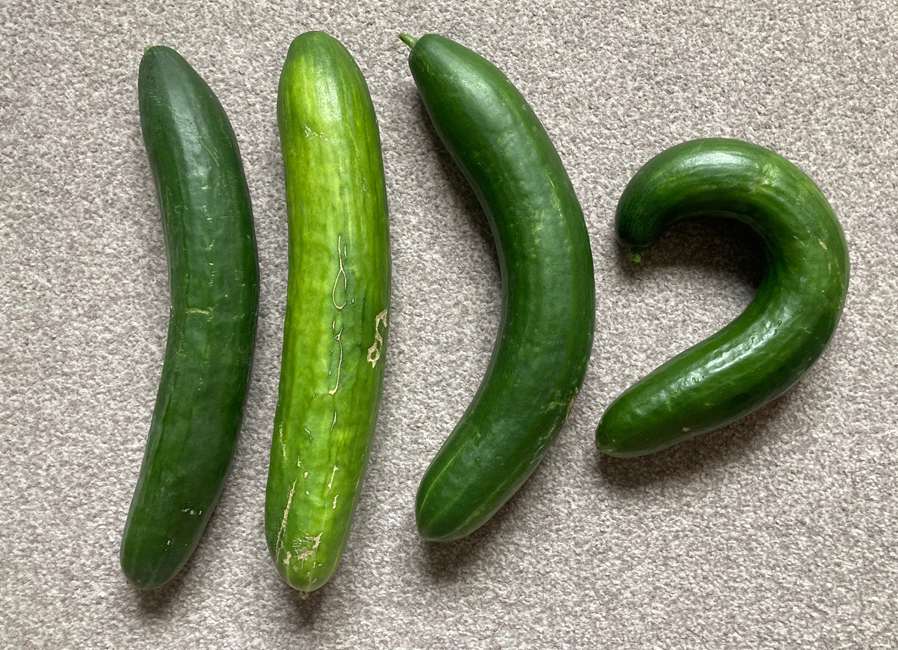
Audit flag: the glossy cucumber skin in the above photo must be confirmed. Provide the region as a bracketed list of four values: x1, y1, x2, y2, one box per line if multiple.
[121, 47, 259, 589]
[265, 32, 391, 592]
[596, 138, 849, 457]
[405, 35, 595, 541]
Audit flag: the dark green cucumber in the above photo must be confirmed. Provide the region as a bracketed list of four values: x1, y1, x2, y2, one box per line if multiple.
[402, 34, 595, 542]
[596, 138, 849, 457]
[121, 46, 259, 589]
[265, 32, 391, 592]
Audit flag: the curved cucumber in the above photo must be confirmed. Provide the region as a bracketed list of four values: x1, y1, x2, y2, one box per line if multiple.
[265, 32, 391, 592]
[402, 34, 595, 541]
[121, 46, 259, 589]
[596, 138, 849, 457]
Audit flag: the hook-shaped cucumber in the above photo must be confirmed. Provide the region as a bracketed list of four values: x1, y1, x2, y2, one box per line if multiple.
[597, 138, 849, 457]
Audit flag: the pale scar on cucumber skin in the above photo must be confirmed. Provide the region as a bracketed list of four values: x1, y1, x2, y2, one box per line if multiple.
[329, 238, 348, 435]
[367, 309, 388, 367]
[566, 387, 579, 420]
[327, 466, 339, 490]
[332, 236, 348, 310]
[292, 532, 323, 563]
[303, 124, 328, 141]
[275, 479, 298, 562]
[278, 422, 287, 461]
[328, 326, 345, 395]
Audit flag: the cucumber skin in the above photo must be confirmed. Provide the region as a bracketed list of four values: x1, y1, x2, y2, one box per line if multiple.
[265, 32, 391, 592]
[596, 138, 849, 457]
[121, 47, 259, 589]
[406, 35, 595, 542]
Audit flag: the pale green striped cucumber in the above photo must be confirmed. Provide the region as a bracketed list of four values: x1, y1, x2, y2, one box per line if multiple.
[265, 32, 391, 593]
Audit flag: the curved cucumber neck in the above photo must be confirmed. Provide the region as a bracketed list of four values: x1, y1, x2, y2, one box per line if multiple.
[617, 140, 847, 293]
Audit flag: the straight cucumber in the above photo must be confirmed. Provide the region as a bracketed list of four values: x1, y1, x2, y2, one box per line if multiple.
[401, 34, 595, 542]
[596, 138, 850, 457]
[121, 46, 259, 589]
[265, 32, 391, 592]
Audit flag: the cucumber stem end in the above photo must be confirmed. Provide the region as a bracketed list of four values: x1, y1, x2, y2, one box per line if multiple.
[398, 33, 418, 48]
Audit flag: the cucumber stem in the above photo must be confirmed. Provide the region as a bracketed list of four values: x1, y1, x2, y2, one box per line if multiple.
[630, 251, 642, 263]
[398, 33, 418, 48]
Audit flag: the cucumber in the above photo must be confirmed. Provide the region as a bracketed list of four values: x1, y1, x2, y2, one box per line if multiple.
[596, 138, 849, 457]
[401, 34, 595, 542]
[265, 32, 391, 592]
[121, 46, 259, 589]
